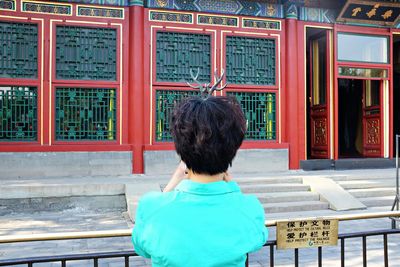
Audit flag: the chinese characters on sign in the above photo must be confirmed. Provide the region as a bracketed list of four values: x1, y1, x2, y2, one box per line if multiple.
[277, 218, 339, 249]
[337, 0, 400, 27]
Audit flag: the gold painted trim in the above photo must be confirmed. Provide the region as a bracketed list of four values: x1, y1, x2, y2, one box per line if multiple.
[384, 80, 389, 158]
[220, 30, 232, 96]
[49, 19, 62, 145]
[76, 5, 124, 20]
[205, 29, 218, 86]
[329, 30, 334, 160]
[21, 0, 73, 16]
[111, 23, 123, 144]
[305, 25, 334, 30]
[271, 33, 281, 143]
[304, 26, 307, 159]
[22, 0, 71, 7]
[165, 26, 202, 31]
[311, 40, 320, 105]
[197, 14, 239, 28]
[149, 9, 194, 25]
[65, 20, 107, 25]
[0, 0, 16, 11]
[233, 31, 271, 36]
[242, 17, 281, 31]
[32, 18, 44, 145]
[0, 15, 27, 19]
[150, 25, 163, 145]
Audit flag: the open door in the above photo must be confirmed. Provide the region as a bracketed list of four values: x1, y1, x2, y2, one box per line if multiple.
[309, 32, 330, 158]
[362, 80, 382, 157]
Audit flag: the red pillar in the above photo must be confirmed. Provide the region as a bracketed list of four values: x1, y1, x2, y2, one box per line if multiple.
[129, 5, 144, 173]
[285, 18, 300, 169]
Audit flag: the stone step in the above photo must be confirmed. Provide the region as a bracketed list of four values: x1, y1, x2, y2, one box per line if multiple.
[337, 180, 395, 190]
[235, 177, 303, 185]
[348, 188, 397, 198]
[0, 152, 132, 178]
[359, 196, 397, 207]
[0, 195, 127, 215]
[253, 191, 320, 204]
[266, 205, 393, 221]
[263, 201, 329, 213]
[328, 175, 396, 181]
[240, 184, 310, 194]
[0, 184, 125, 199]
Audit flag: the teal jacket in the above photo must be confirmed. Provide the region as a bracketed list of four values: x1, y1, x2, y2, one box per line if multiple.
[132, 180, 268, 267]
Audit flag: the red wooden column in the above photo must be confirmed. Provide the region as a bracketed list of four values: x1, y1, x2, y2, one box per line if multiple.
[129, 4, 145, 173]
[285, 9, 301, 169]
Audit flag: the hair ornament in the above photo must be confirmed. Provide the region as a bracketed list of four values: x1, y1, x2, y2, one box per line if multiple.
[186, 68, 227, 98]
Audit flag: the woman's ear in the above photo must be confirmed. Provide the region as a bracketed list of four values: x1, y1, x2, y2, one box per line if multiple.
[223, 172, 232, 182]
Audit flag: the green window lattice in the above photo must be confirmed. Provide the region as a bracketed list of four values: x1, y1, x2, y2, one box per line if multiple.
[156, 32, 211, 83]
[56, 26, 117, 81]
[226, 36, 276, 85]
[0, 22, 37, 79]
[0, 86, 37, 141]
[227, 92, 276, 140]
[55, 88, 116, 141]
[155, 90, 200, 142]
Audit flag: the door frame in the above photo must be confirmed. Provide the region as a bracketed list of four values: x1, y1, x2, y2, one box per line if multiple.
[336, 78, 385, 158]
[309, 31, 330, 159]
[304, 25, 334, 160]
[333, 24, 392, 159]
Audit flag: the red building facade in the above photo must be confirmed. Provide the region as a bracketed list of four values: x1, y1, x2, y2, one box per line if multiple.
[1, 0, 399, 173]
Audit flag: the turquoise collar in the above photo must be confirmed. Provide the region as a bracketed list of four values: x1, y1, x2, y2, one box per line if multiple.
[176, 179, 240, 195]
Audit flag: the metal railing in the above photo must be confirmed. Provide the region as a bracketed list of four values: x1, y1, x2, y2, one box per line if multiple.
[0, 211, 399, 267]
[391, 134, 400, 229]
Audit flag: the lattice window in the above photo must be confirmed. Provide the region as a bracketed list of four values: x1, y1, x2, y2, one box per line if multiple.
[56, 26, 117, 81]
[0, 86, 37, 141]
[227, 92, 276, 140]
[155, 90, 200, 142]
[0, 22, 38, 79]
[226, 36, 276, 85]
[55, 88, 116, 141]
[156, 32, 211, 83]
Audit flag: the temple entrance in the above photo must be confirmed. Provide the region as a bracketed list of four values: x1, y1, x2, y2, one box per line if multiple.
[306, 28, 332, 159]
[338, 79, 382, 158]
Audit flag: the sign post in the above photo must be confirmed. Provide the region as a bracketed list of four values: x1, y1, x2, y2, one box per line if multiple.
[277, 218, 339, 250]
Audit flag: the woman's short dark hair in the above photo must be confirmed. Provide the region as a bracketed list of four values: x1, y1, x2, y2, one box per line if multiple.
[171, 96, 246, 175]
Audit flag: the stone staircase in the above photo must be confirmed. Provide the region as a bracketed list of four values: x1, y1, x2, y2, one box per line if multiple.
[235, 177, 329, 214]
[1, 169, 397, 219]
[328, 171, 397, 208]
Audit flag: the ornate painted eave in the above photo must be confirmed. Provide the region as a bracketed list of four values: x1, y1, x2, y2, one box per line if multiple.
[146, 0, 340, 22]
[55, 0, 142, 6]
[2, 0, 399, 27]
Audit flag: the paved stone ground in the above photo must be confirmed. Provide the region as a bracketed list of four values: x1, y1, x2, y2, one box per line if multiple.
[1, 168, 400, 266]
[0, 207, 399, 267]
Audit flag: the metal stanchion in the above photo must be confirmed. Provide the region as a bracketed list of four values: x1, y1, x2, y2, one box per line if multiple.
[391, 134, 400, 229]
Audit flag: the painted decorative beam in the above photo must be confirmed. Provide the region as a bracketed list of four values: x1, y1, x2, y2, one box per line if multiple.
[146, 0, 285, 18]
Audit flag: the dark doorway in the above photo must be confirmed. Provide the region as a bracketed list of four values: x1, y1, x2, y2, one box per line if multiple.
[338, 79, 363, 158]
[393, 36, 400, 153]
